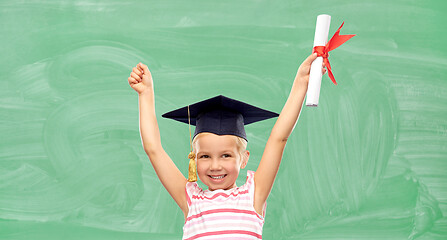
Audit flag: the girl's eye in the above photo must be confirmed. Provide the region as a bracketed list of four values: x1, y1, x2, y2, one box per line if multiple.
[222, 154, 231, 158]
[199, 155, 210, 158]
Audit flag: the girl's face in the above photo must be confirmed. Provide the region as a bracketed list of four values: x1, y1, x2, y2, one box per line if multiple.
[194, 133, 248, 191]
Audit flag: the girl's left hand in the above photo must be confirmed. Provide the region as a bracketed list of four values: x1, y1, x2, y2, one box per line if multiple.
[295, 53, 327, 87]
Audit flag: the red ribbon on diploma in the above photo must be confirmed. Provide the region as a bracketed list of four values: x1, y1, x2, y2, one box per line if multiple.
[313, 22, 356, 85]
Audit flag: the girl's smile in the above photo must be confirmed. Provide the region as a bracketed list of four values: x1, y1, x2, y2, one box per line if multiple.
[208, 174, 227, 182]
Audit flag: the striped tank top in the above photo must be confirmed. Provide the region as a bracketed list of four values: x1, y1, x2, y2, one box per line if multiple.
[183, 170, 266, 240]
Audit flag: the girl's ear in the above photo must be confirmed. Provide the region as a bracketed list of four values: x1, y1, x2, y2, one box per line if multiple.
[240, 150, 250, 169]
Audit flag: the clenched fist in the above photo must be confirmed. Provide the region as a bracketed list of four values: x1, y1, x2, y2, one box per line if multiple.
[128, 62, 153, 95]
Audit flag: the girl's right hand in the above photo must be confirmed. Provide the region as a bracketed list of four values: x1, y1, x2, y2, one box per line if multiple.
[128, 62, 153, 95]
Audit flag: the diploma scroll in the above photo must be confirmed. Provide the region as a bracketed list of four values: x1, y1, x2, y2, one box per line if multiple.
[306, 14, 331, 107]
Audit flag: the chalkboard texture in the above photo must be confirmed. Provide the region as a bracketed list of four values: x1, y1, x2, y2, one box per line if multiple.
[1, 0, 446, 239]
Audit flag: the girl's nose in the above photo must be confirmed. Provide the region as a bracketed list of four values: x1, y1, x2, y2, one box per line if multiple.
[209, 158, 222, 170]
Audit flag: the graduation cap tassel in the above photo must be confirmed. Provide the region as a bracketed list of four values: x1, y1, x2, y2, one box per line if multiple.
[187, 105, 197, 182]
[187, 152, 197, 182]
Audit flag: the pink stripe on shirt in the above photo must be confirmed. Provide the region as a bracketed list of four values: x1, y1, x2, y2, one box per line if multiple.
[186, 208, 263, 222]
[192, 189, 249, 200]
[184, 230, 262, 240]
[185, 213, 263, 230]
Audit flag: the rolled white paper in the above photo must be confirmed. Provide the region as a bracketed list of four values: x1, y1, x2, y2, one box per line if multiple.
[306, 14, 331, 107]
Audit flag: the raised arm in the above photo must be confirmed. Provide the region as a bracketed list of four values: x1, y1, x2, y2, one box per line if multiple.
[128, 63, 188, 217]
[254, 53, 325, 209]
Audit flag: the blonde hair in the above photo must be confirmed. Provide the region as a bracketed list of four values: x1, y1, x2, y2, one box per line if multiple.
[193, 132, 248, 158]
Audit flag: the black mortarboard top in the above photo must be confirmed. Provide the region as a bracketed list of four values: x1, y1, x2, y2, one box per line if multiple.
[161, 95, 279, 141]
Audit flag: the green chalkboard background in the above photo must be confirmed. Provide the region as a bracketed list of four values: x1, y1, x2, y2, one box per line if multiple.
[1, 0, 446, 239]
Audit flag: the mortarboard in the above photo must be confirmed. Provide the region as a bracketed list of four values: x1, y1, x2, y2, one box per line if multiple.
[162, 95, 279, 182]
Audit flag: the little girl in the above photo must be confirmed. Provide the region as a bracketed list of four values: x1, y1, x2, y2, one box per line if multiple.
[128, 53, 326, 239]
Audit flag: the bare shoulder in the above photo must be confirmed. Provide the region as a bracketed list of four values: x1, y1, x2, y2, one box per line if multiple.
[179, 181, 189, 220]
[253, 172, 267, 217]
